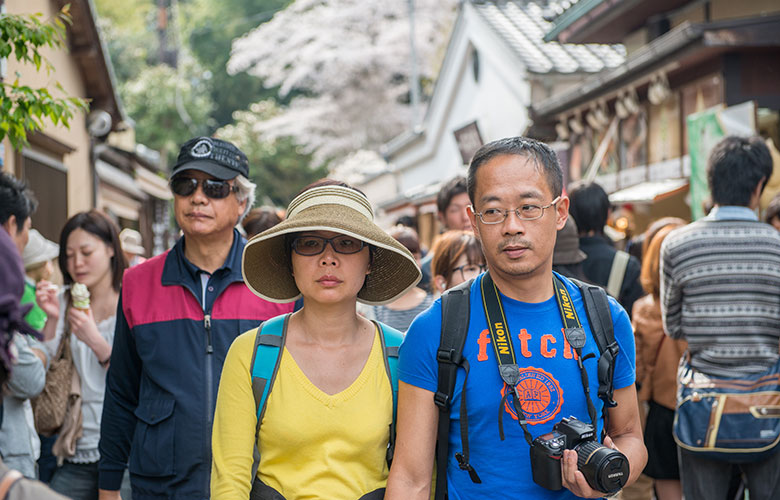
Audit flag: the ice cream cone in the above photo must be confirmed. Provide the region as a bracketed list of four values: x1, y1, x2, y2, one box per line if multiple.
[71, 283, 91, 312]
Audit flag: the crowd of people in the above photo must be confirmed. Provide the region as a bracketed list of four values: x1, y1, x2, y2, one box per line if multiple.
[0, 132, 778, 500]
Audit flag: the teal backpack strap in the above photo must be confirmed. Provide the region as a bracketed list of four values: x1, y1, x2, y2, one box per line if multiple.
[249, 314, 290, 481]
[374, 320, 403, 465]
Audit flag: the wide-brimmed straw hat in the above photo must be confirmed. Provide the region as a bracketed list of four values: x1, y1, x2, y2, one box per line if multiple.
[243, 185, 422, 305]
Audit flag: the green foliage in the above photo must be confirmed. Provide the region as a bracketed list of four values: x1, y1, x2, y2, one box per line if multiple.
[0, 6, 89, 150]
[98, 7, 158, 82]
[217, 101, 327, 206]
[183, 0, 290, 128]
[122, 62, 215, 164]
[93, 0, 315, 194]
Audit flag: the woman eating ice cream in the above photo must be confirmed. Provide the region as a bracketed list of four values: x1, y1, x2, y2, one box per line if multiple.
[35, 210, 128, 500]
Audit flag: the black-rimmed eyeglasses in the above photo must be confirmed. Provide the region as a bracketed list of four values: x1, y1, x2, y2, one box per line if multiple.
[170, 177, 238, 199]
[452, 263, 486, 281]
[291, 235, 366, 256]
[472, 196, 561, 224]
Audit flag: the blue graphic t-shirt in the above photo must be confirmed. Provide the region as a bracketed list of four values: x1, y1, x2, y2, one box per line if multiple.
[399, 272, 635, 499]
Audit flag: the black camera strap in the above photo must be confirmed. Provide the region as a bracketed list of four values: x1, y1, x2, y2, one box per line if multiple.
[552, 276, 599, 428]
[480, 273, 599, 444]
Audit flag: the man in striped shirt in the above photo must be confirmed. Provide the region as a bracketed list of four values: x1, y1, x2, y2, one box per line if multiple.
[660, 135, 780, 499]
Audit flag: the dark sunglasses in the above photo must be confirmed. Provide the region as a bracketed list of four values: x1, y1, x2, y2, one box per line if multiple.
[170, 176, 238, 199]
[291, 235, 366, 256]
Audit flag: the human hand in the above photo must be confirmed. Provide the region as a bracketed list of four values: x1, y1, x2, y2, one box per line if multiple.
[67, 307, 99, 345]
[561, 435, 620, 498]
[35, 281, 60, 319]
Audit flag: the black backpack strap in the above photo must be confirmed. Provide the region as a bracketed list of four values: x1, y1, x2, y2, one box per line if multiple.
[434, 279, 474, 500]
[574, 280, 618, 439]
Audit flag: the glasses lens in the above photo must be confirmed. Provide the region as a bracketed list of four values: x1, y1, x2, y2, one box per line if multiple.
[171, 177, 198, 197]
[519, 205, 543, 219]
[202, 179, 232, 199]
[480, 209, 505, 224]
[294, 236, 325, 256]
[332, 236, 363, 254]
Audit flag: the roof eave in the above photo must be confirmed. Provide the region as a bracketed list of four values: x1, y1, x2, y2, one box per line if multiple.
[535, 20, 703, 117]
[55, 0, 127, 129]
[544, 0, 608, 42]
[535, 14, 780, 118]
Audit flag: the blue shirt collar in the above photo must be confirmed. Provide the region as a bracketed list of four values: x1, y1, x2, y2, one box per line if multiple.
[703, 205, 758, 222]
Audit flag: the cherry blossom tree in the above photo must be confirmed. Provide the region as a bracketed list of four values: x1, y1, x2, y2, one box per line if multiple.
[228, 0, 457, 165]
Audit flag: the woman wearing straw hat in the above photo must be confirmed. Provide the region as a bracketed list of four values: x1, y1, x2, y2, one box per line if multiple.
[211, 180, 421, 500]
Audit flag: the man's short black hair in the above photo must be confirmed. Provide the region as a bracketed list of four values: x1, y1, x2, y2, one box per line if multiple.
[568, 182, 610, 235]
[467, 137, 562, 205]
[708, 136, 772, 207]
[436, 176, 468, 214]
[0, 171, 37, 233]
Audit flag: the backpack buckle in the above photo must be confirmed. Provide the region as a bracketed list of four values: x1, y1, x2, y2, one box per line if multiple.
[433, 391, 449, 408]
[437, 348, 461, 364]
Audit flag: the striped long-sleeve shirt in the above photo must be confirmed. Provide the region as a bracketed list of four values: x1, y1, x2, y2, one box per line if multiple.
[660, 212, 780, 377]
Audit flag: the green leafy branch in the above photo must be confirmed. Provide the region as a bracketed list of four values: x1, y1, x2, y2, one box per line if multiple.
[0, 5, 90, 150]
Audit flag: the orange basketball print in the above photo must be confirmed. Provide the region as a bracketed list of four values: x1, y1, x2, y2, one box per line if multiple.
[502, 367, 563, 425]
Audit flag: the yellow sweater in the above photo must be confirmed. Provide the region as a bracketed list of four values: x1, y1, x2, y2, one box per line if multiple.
[211, 325, 391, 499]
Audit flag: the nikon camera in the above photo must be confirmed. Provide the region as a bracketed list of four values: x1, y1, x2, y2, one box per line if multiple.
[529, 417, 629, 494]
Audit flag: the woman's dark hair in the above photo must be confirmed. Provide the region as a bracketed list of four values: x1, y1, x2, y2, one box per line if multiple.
[242, 206, 282, 238]
[708, 136, 772, 207]
[58, 210, 127, 293]
[389, 225, 420, 255]
[431, 230, 484, 288]
[568, 182, 610, 235]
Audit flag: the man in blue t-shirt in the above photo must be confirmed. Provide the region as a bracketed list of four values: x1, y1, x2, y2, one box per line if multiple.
[386, 137, 646, 499]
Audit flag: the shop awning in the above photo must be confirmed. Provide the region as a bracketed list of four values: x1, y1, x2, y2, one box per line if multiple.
[609, 178, 688, 204]
[135, 166, 172, 200]
[96, 159, 147, 199]
[101, 197, 141, 221]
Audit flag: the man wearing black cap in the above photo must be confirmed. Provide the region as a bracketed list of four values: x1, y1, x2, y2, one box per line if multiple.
[98, 138, 293, 500]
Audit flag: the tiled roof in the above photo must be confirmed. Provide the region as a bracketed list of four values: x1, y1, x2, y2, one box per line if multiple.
[471, 0, 625, 74]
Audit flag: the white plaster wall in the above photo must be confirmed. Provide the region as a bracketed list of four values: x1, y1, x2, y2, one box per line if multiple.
[388, 4, 531, 198]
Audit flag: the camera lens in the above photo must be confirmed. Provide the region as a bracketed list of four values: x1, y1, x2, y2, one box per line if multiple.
[575, 440, 629, 494]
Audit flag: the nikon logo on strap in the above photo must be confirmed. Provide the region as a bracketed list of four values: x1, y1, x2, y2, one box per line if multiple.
[493, 322, 510, 354]
[558, 285, 576, 321]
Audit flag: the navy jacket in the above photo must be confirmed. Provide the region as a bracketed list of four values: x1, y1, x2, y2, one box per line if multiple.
[98, 231, 292, 499]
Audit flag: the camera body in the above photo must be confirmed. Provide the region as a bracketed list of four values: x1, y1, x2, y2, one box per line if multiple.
[530, 417, 629, 494]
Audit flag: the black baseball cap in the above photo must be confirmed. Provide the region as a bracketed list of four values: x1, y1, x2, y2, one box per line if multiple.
[170, 137, 249, 180]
